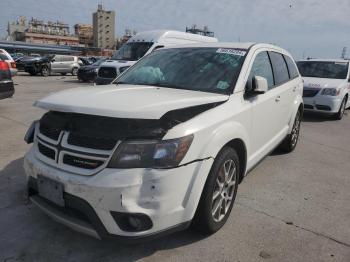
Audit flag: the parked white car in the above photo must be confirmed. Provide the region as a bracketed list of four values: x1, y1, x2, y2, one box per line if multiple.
[0, 49, 17, 77]
[24, 43, 303, 242]
[95, 30, 218, 85]
[297, 59, 350, 119]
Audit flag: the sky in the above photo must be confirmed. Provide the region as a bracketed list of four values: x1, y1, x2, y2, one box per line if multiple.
[1, 0, 350, 59]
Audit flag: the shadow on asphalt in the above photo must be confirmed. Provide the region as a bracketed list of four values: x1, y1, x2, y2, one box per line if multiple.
[301, 111, 348, 122]
[63, 79, 93, 85]
[0, 157, 208, 262]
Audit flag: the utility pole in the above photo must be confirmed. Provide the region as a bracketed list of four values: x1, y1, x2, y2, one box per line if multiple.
[341, 47, 347, 59]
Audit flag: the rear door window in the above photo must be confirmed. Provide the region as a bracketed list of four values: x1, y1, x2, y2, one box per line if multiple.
[284, 55, 299, 79]
[269, 52, 290, 85]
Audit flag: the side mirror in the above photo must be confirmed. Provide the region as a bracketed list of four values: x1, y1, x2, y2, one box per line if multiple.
[51, 59, 55, 62]
[252, 76, 268, 94]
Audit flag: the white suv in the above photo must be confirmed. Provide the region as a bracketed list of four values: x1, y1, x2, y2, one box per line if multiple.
[297, 59, 350, 119]
[24, 43, 303, 241]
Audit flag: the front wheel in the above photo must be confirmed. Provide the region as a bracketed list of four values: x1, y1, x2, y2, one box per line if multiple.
[71, 68, 78, 76]
[333, 97, 347, 120]
[279, 109, 301, 152]
[41, 66, 49, 77]
[192, 147, 239, 234]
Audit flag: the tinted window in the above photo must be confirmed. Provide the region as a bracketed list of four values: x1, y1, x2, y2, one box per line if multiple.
[269, 52, 290, 85]
[61, 56, 74, 62]
[297, 61, 349, 79]
[116, 47, 247, 94]
[112, 42, 154, 61]
[54, 56, 62, 62]
[247, 51, 274, 90]
[284, 55, 299, 79]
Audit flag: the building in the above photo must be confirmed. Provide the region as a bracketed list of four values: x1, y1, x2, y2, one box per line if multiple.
[93, 4, 116, 49]
[7, 17, 79, 46]
[186, 25, 214, 37]
[7, 16, 27, 41]
[74, 24, 93, 47]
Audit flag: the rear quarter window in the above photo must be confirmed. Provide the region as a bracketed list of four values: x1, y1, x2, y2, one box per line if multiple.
[284, 55, 299, 79]
[269, 52, 290, 85]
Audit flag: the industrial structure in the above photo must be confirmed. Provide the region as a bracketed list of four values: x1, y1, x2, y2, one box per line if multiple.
[186, 25, 214, 37]
[93, 4, 116, 49]
[7, 17, 79, 46]
[116, 29, 137, 49]
[74, 24, 94, 47]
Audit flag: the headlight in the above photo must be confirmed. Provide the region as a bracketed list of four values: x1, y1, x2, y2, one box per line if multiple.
[94, 68, 99, 73]
[321, 88, 339, 96]
[24, 120, 38, 144]
[108, 134, 194, 168]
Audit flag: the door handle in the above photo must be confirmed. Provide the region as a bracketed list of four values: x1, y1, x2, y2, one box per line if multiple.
[275, 96, 281, 102]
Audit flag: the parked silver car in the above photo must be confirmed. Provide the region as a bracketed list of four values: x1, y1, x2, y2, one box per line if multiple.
[51, 55, 81, 76]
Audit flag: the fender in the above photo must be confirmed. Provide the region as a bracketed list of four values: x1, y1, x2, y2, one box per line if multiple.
[198, 120, 249, 161]
[181, 120, 250, 220]
[287, 92, 303, 134]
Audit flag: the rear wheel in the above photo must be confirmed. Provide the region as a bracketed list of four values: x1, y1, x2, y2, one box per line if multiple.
[279, 109, 301, 153]
[192, 147, 239, 234]
[333, 96, 347, 120]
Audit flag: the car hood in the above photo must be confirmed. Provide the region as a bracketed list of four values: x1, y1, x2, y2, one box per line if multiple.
[35, 84, 229, 119]
[302, 77, 346, 89]
[79, 65, 97, 71]
[100, 60, 136, 68]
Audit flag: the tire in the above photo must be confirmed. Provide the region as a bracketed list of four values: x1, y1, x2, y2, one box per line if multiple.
[41, 66, 49, 77]
[28, 70, 37, 76]
[71, 68, 78, 76]
[279, 109, 302, 153]
[192, 147, 240, 234]
[60, 73, 67, 76]
[333, 96, 347, 120]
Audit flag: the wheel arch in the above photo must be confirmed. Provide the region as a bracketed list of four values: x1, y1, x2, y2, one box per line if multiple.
[288, 99, 304, 134]
[224, 139, 247, 184]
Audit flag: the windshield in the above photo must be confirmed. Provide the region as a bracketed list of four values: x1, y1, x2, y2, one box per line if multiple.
[116, 47, 247, 94]
[297, 61, 349, 79]
[111, 42, 154, 61]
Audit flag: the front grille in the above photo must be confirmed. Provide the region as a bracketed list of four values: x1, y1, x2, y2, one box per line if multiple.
[63, 155, 104, 169]
[40, 124, 61, 140]
[38, 143, 55, 160]
[68, 133, 117, 151]
[303, 89, 320, 97]
[98, 67, 117, 78]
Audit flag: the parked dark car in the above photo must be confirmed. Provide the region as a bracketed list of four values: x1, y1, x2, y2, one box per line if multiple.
[0, 58, 15, 100]
[19, 55, 53, 76]
[77, 58, 107, 82]
[15, 56, 39, 71]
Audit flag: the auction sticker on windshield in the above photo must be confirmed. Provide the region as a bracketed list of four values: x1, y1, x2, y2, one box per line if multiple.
[216, 48, 247, 56]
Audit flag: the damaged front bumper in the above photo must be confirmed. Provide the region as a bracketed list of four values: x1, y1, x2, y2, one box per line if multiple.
[24, 148, 213, 241]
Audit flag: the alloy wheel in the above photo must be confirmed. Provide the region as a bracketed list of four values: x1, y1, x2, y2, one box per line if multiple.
[291, 111, 301, 147]
[211, 159, 237, 222]
[340, 99, 346, 117]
